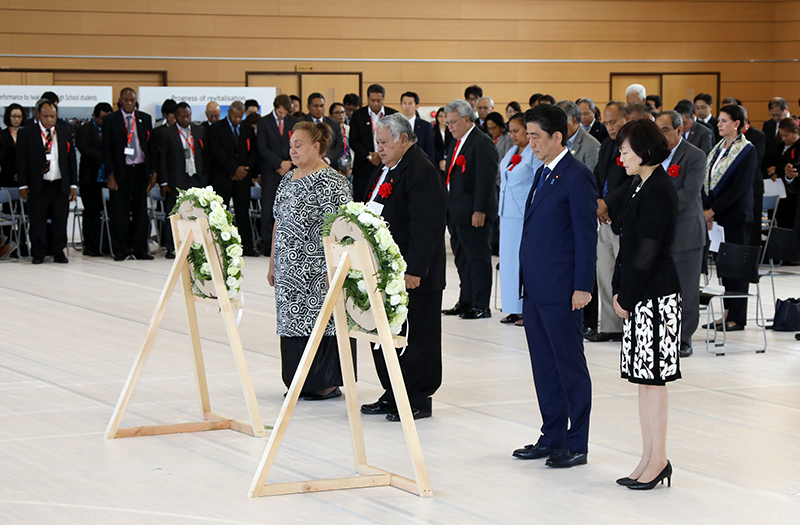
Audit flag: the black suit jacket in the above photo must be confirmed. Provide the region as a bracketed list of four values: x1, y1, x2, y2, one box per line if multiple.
[0, 128, 18, 186]
[612, 166, 681, 311]
[257, 112, 297, 175]
[349, 106, 399, 181]
[594, 137, 633, 222]
[302, 114, 344, 166]
[762, 119, 784, 171]
[433, 126, 453, 166]
[16, 121, 77, 196]
[588, 120, 609, 144]
[102, 110, 153, 183]
[684, 121, 714, 154]
[362, 145, 448, 291]
[412, 116, 436, 161]
[705, 144, 757, 226]
[208, 117, 256, 186]
[157, 124, 209, 189]
[744, 126, 767, 202]
[445, 126, 499, 225]
[75, 121, 104, 185]
[697, 115, 721, 144]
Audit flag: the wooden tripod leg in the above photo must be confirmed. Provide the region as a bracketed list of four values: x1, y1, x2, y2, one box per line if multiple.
[171, 216, 211, 415]
[324, 238, 368, 469]
[248, 252, 351, 497]
[357, 241, 432, 497]
[199, 219, 265, 438]
[105, 230, 195, 439]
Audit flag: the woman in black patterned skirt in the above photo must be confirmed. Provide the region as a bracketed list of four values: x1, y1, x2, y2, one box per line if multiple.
[267, 121, 353, 400]
[612, 119, 681, 490]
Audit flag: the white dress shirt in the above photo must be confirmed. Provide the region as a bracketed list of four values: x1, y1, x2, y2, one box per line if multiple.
[368, 106, 385, 151]
[41, 123, 61, 182]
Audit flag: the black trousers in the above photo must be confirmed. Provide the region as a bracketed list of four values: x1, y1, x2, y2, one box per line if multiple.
[449, 221, 493, 309]
[28, 181, 69, 259]
[215, 178, 253, 252]
[371, 289, 443, 412]
[108, 163, 149, 257]
[722, 222, 752, 326]
[80, 181, 104, 254]
[280, 335, 357, 394]
[260, 171, 282, 252]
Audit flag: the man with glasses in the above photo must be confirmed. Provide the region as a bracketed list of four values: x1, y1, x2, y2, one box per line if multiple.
[693, 93, 720, 144]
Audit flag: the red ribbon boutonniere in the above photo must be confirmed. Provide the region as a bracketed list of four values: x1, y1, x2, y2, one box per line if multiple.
[288, 130, 292, 139]
[509, 154, 522, 171]
[66, 141, 71, 153]
[199, 139, 204, 148]
[616, 156, 624, 167]
[378, 180, 393, 199]
[668, 164, 680, 178]
[455, 155, 466, 173]
[793, 149, 796, 160]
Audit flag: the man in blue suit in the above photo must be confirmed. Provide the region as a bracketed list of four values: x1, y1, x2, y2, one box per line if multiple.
[512, 104, 597, 468]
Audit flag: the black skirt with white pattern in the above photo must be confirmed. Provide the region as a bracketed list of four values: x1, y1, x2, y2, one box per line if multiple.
[621, 293, 682, 385]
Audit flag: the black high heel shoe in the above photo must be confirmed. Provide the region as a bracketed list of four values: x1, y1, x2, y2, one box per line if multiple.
[627, 461, 672, 490]
[615, 476, 638, 486]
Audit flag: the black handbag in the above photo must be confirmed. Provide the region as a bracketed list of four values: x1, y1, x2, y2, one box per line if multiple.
[771, 298, 800, 331]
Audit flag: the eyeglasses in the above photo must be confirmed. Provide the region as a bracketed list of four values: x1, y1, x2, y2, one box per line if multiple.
[331, 110, 345, 115]
[445, 117, 466, 127]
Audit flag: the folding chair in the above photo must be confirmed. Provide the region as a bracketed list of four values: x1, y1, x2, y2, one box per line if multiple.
[705, 243, 767, 355]
[250, 184, 262, 247]
[148, 185, 166, 250]
[2, 187, 30, 259]
[0, 188, 20, 261]
[70, 186, 84, 250]
[760, 194, 780, 264]
[99, 188, 115, 258]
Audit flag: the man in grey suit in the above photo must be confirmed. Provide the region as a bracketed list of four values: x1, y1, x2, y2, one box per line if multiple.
[656, 111, 708, 358]
[675, 99, 714, 154]
[556, 100, 600, 172]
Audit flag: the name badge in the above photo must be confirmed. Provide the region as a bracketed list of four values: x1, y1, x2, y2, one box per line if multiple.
[124, 147, 135, 156]
[367, 201, 384, 215]
[45, 153, 54, 161]
[184, 148, 192, 159]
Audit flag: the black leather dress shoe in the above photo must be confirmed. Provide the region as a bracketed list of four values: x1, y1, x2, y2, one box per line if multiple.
[583, 327, 598, 339]
[512, 442, 555, 460]
[442, 301, 471, 316]
[165, 251, 176, 259]
[680, 344, 693, 358]
[134, 252, 154, 260]
[54, 253, 69, 264]
[243, 249, 260, 257]
[360, 400, 395, 415]
[385, 407, 432, 421]
[302, 387, 342, 401]
[32, 257, 44, 265]
[585, 332, 622, 343]
[545, 450, 588, 468]
[460, 307, 491, 320]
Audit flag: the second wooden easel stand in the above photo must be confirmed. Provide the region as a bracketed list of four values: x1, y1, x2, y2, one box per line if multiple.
[248, 232, 432, 498]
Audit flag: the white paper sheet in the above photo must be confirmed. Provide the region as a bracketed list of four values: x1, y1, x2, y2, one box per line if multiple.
[763, 178, 787, 199]
[709, 221, 725, 253]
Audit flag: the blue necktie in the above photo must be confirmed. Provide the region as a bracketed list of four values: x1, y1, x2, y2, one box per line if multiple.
[530, 166, 551, 203]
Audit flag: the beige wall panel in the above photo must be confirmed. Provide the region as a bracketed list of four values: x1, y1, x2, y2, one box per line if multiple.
[247, 74, 300, 96]
[300, 74, 360, 107]
[661, 74, 719, 109]
[611, 75, 661, 100]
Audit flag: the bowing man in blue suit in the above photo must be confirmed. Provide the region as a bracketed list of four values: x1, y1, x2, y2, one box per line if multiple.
[512, 104, 598, 468]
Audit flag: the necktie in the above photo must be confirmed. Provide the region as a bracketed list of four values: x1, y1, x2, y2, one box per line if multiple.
[279, 119, 284, 135]
[126, 115, 137, 161]
[583, 125, 590, 132]
[446, 139, 462, 186]
[44, 129, 52, 174]
[234, 125, 240, 138]
[530, 166, 551, 202]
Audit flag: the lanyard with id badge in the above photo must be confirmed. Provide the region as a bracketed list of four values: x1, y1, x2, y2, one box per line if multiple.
[178, 127, 196, 175]
[124, 117, 136, 157]
[41, 127, 54, 162]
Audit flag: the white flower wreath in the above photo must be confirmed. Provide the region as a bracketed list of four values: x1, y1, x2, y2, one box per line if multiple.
[322, 202, 409, 334]
[171, 186, 244, 299]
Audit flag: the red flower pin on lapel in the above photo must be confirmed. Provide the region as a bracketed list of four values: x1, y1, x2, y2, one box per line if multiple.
[509, 154, 522, 171]
[455, 155, 466, 173]
[378, 181, 393, 199]
[668, 164, 680, 178]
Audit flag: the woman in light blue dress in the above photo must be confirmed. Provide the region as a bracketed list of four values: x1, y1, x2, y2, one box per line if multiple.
[498, 112, 542, 325]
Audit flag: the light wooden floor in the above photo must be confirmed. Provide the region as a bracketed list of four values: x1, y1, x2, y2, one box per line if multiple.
[1, 248, 799, 524]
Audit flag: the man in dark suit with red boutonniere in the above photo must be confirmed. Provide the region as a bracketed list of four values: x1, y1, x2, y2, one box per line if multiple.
[440, 99, 499, 320]
[360, 113, 447, 421]
[655, 111, 707, 358]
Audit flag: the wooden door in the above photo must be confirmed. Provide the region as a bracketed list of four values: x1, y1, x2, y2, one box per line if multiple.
[300, 73, 361, 109]
[661, 74, 719, 111]
[246, 73, 300, 99]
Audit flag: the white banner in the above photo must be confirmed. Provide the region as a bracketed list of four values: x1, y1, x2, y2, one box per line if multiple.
[0, 85, 113, 125]
[137, 87, 277, 121]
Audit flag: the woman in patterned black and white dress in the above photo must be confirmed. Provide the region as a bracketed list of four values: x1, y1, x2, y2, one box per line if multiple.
[611, 119, 682, 490]
[267, 121, 352, 400]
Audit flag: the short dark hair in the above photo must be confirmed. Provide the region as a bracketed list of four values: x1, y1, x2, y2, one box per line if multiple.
[606, 100, 630, 117]
[464, 85, 483, 99]
[367, 84, 385, 97]
[244, 99, 259, 110]
[779, 117, 799, 134]
[693, 93, 713, 106]
[161, 99, 178, 117]
[485, 111, 505, 130]
[400, 91, 420, 105]
[616, 119, 670, 166]
[3, 103, 26, 127]
[769, 97, 788, 111]
[176, 101, 191, 112]
[538, 94, 556, 105]
[722, 97, 742, 106]
[273, 94, 292, 112]
[646, 94, 663, 108]
[343, 93, 361, 106]
[92, 102, 113, 117]
[307, 92, 324, 105]
[329, 102, 344, 116]
[244, 112, 260, 126]
[120, 87, 136, 97]
[290, 94, 301, 103]
[529, 93, 543, 106]
[35, 98, 56, 112]
[507, 101, 521, 112]
[524, 104, 568, 146]
[719, 104, 746, 132]
[508, 112, 526, 127]
[41, 91, 59, 104]
[674, 99, 696, 118]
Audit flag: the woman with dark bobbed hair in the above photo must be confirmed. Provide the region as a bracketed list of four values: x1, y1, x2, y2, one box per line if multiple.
[485, 111, 513, 160]
[0, 103, 26, 187]
[702, 104, 757, 331]
[612, 118, 681, 490]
